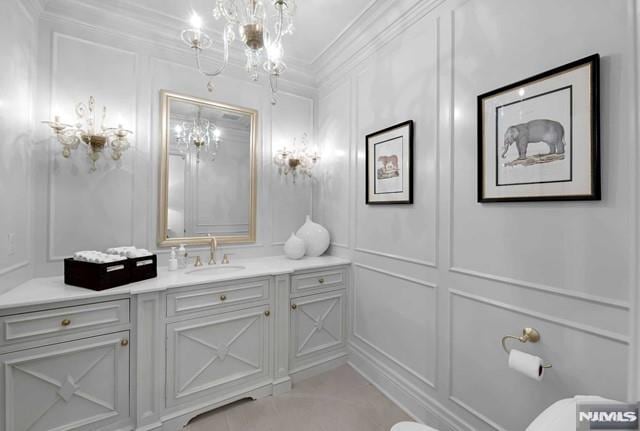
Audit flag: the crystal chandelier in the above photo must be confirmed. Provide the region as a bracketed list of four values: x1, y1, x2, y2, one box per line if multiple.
[181, 0, 296, 105]
[273, 133, 320, 183]
[42, 96, 133, 172]
[173, 107, 222, 163]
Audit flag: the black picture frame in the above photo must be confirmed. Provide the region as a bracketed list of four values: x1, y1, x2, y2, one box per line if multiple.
[365, 120, 414, 205]
[477, 54, 600, 202]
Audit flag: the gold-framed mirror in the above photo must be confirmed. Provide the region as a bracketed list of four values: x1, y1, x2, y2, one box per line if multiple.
[158, 90, 257, 246]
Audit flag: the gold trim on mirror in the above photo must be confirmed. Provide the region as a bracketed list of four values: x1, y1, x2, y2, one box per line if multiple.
[158, 90, 257, 247]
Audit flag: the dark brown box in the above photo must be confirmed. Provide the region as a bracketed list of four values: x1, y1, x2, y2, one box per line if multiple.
[64, 258, 131, 291]
[128, 254, 158, 283]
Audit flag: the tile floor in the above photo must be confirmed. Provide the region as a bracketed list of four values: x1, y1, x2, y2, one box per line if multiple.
[184, 365, 412, 431]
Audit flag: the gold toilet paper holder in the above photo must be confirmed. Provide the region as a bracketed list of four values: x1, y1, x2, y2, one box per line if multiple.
[501, 327, 552, 368]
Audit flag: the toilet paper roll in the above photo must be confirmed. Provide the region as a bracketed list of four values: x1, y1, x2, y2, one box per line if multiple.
[508, 349, 544, 381]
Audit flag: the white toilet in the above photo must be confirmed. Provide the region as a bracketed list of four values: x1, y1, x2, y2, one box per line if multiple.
[391, 396, 614, 431]
[391, 422, 438, 431]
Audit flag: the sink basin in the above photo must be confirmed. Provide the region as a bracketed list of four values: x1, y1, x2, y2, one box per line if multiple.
[185, 265, 246, 275]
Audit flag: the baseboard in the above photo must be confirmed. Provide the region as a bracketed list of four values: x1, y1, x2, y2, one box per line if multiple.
[348, 342, 473, 431]
[289, 352, 348, 384]
[134, 422, 162, 431]
[272, 376, 292, 395]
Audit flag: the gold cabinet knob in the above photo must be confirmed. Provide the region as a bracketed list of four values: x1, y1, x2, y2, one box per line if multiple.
[291, 304, 297, 310]
[61, 319, 71, 327]
[318, 278, 325, 284]
[121, 339, 129, 347]
[264, 310, 271, 317]
[220, 294, 227, 301]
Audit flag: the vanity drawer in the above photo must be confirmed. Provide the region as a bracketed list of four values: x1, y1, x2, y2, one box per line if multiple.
[291, 268, 346, 297]
[0, 299, 130, 346]
[166, 278, 270, 317]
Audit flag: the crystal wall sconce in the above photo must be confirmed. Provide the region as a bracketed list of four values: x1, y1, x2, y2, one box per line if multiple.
[173, 107, 222, 163]
[43, 96, 133, 171]
[273, 133, 320, 183]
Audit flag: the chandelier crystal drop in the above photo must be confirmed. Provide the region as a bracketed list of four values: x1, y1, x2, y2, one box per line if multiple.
[42, 96, 133, 172]
[181, 0, 296, 105]
[173, 107, 223, 163]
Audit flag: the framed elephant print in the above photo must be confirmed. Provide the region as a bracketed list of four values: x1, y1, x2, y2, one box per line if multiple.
[366, 120, 413, 204]
[477, 54, 600, 202]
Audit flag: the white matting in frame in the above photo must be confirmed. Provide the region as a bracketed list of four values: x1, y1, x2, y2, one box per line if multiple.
[366, 120, 413, 204]
[478, 54, 600, 202]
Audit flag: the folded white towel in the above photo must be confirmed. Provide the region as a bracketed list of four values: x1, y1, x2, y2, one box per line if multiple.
[106, 246, 149, 258]
[75, 247, 152, 263]
[126, 249, 152, 258]
[106, 246, 136, 257]
[74, 250, 127, 263]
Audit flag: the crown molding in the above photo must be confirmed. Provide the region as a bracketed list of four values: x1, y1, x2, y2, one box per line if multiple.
[309, 0, 380, 65]
[18, 0, 46, 22]
[313, 0, 448, 89]
[48, 0, 312, 70]
[41, 0, 316, 94]
[39, 0, 449, 94]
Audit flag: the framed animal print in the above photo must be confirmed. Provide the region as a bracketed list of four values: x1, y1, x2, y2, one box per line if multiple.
[477, 54, 600, 202]
[366, 120, 413, 204]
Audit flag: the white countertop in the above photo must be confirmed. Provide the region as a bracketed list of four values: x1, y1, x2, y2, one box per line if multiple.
[0, 255, 350, 311]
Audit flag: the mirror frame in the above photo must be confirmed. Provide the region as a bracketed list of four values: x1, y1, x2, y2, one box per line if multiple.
[158, 90, 258, 247]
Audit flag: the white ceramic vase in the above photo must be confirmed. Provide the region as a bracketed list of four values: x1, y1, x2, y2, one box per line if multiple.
[284, 232, 306, 260]
[296, 215, 330, 257]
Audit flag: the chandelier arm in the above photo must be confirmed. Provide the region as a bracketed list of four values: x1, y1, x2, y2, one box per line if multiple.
[219, 2, 238, 24]
[269, 73, 279, 105]
[270, 6, 285, 47]
[194, 35, 229, 77]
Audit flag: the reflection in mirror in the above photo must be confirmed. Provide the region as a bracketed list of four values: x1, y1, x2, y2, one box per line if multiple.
[159, 91, 256, 246]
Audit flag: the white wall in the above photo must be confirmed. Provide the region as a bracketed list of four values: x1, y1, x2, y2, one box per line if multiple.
[0, 0, 38, 293]
[314, 0, 638, 429]
[30, 0, 314, 276]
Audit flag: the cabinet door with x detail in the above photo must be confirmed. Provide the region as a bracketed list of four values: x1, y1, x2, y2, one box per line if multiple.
[0, 331, 130, 431]
[166, 304, 272, 407]
[290, 290, 346, 369]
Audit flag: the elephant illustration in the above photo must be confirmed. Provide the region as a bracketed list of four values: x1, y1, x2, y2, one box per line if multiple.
[501, 119, 566, 160]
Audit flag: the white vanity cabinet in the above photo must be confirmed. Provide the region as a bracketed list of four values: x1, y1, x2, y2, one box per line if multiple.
[0, 258, 350, 431]
[165, 277, 270, 317]
[289, 267, 348, 376]
[0, 299, 132, 431]
[162, 276, 274, 410]
[166, 304, 272, 408]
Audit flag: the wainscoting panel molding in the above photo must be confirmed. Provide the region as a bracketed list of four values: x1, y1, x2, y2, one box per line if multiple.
[314, 0, 640, 429]
[32, 14, 315, 275]
[0, 0, 37, 292]
[352, 264, 437, 392]
[47, 32, 137, 261]
[449, 290, 629, 430]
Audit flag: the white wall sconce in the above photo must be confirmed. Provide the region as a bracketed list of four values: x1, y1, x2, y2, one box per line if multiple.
[43, 96, 133, 171]
[273, 133, 320, 183]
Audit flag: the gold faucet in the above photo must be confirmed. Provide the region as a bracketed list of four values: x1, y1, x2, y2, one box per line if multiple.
[208, 234, 218, 265]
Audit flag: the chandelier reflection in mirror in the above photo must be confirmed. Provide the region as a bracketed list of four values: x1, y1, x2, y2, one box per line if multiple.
[173, 107, 223, 163]
[42, 96, 133, 172]
[273, 133, 320, 183]
[181, 0, 296, 105]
